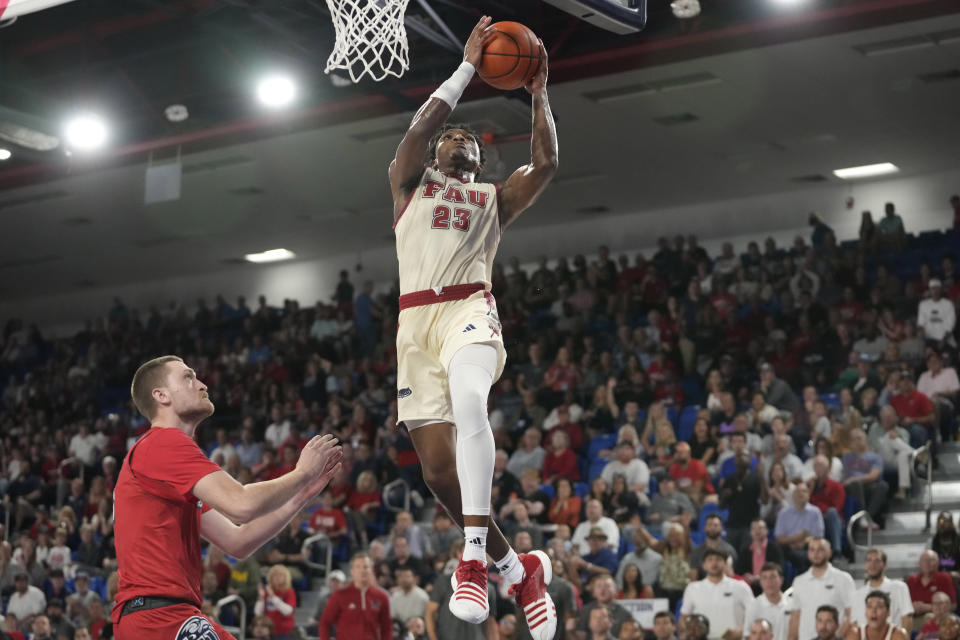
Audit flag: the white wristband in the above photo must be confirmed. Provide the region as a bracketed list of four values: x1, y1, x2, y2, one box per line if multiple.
[430, 61, 475, 110]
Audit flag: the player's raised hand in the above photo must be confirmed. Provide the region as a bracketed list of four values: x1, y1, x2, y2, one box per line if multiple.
[525, 40, 548, 94]
[463, 16, 495, 68]
[295, 434, 342, 478]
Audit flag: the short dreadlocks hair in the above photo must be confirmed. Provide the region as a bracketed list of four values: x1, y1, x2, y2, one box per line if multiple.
[427, 123, 486, 174]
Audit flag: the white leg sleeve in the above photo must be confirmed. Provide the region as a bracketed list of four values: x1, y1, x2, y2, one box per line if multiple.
[447, 343, 498, 517]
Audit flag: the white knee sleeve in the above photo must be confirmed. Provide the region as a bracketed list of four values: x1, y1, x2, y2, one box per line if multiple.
[447, 343, 498, 517]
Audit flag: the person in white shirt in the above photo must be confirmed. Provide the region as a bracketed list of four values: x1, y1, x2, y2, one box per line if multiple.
[264, 405, 291, 450]
[7, 572, 46, 621]
[572, 499, 620, 553]
[68, 423, 98, 468]
[917, 351, 960, 443]
[866, 408, 915, 500]
[849, 549, 914, 630]
[743, 563, 792, 640]
[917, 280, 956, 345]
[763, 435, 804, 482]
[788, 538, 856, 640]
[681, 548, 753, 640]
[601, 441, 650, 498]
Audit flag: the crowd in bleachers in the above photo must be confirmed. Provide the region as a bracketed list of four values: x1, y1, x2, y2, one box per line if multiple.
[1, 200, 959, 640]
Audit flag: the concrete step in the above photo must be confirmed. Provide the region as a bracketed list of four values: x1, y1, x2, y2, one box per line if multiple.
[848, 542, 926, 570]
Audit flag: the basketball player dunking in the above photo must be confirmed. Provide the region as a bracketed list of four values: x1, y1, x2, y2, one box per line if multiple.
[389, 16, 559, 639]
[112, 356, 343, 639]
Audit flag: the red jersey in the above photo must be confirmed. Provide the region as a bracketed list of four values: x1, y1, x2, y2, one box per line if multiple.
[111, 427, 222, 622]
[906, 571, 957, 605]
[891, 391, 935, 421]
[669, 458, 715, 494]
[263, 587, 298, 635]
[810, 478, 846, 514]
[309, 508, 348, 537]
[318, 583, 393, 640]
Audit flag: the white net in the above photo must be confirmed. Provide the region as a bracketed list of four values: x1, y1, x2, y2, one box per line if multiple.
[325, 0, 411, 83]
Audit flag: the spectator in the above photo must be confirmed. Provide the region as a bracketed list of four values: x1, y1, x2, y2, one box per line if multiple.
[499, 469, 551, 525]
[576, 574, 633, 640]
[841, 429, 889, 529]
[931, 512, 960, 574]
[573, 500, 620, 553]
[918, 280, 956, 349]
[254, 564, 297, 639]
[788, 539, 856, 640]
[906, 550, 957, 632]
[690, 514, 739, 580]
[319, 553, 393, 640]
[806, 455, 847, 558]
[507, 428, 547, 478]
[917, 592, 953, 640]
[651, 611, 678, 640]
[346, 470, 382, 548]
[802, 439, 844, 482]
[717, 431, 759, 481]
[543, 430, 580, 483]
[669, 442, 716, 507]
[850, 549, 913, 630]
[426, 511, 459, 562]
[549, 477, 583, 529]
[720, 452, 762, 552]
[585, 605, 617, 640]
[680, 548, 753, 640]
[743, 563, 790, 640]
[308, 490, 349, 545]
[29, 615, 54, 640]
[876, 202, 906, 250]
[7, 571, 46, 622]
[264, 405, 291, 451]
[44, 598, 74, 640]
[813, 606, 842, 640]
[917, 351, 959, 442]
[636, 522, 692, 608]
[310, 570, 347, 626]
[646, 475, 695, 534]
[619, 619, 643, 640]
[735, 520, 785, 592]
[759, 363, 799, 415]
[502, 502, 544, 551]
[867, 407, 915, 500]
[748, 619, 775, 640]
[615, 528, 662, 592]
[388, 536, 427, 580]
[250, 615, 276, 639]
[843, 591, 909, 640]
[890, 370, 936, 447]
[390, 566, 429, 625]
[389, 511, 431, 560]
[774, 482, 823, 573]
[941, 614, 960, 640]
[571, 527, 619, 583]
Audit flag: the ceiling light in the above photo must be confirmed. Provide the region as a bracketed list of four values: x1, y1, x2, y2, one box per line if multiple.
[64, 114, 108, 151]
[833, 163, 899, 180]
[244, 248, 296, 263]
[0, 148, 11, 161]
[256, 74, 297, 108]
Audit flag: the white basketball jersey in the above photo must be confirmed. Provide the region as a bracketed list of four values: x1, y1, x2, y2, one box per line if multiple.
[394, 167, 501, 294]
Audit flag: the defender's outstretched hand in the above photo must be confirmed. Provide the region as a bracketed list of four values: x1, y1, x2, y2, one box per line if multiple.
[463, 16, 496, 68]
[295, 434, 342, 478]
[525, 40, 548, 94]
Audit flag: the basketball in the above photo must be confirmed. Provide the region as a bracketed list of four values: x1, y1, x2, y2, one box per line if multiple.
[478, 21, 542, 91]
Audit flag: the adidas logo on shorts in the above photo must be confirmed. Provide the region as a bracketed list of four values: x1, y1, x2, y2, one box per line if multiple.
[463, 324, 477, 332]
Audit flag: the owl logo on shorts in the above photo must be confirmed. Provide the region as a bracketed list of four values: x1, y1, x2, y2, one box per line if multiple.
[175, 616, 220, 640]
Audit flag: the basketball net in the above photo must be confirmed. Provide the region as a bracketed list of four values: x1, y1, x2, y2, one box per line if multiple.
[324, 0, 411, 83]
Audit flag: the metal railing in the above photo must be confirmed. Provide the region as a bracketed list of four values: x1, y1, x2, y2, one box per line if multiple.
[302, 532, 334, 577]
[909, 442, 933, 532]
[846, 510, 876, 553]
[382, 478, 410, 513]
[215, 594, 246, 639]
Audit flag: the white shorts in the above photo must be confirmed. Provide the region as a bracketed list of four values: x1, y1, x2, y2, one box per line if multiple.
[396, 290, 506, 427]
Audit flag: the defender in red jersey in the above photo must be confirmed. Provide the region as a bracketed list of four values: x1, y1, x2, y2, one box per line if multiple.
[113, 355, 342, 639]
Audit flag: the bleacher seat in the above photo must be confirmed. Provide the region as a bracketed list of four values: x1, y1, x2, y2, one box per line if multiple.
[677, 406, 699, 443]
[574, 481, 590, 498]
[820, 393, 841, 409]
[540, 483, 556, 499]
[666, 406, 679, 427]
[589, 458, 609, 482]
[587, 433, 618, 461]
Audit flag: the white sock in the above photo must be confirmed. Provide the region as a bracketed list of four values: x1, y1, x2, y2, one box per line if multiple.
[495, 549, 526, 586]
[447, 344, 498, 517]
[463, 526, 488, 563]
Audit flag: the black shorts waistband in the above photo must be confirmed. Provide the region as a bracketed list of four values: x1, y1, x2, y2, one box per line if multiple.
[119, 595, 199, 619]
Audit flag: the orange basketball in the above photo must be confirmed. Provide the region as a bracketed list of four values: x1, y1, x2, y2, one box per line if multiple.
[478, 21, 542, 91]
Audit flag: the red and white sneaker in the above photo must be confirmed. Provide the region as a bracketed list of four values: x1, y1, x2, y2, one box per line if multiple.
[448, 557, 490, 624]
[511, 550, 557, 640]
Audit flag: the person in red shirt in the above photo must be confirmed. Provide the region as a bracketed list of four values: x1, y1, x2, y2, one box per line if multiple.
[318, 552, 393, 640]
[254, 564, 298, 637]
[807, 455, 846, 558]
[541, 430, 579, 483]
[546, 405, 584, 452]
[113, 355, 343, 640]
[308, 490, 348, 542]
[890, 370, 937, 448]
[668, 442, 715, 506]
[907, 549, 957, 621]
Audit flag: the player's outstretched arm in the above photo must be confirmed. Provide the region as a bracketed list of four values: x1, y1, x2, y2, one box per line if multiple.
[199, 443, 343, 559]
[194, 434, 341, 524]
[388, 16, 495, 210]
[499, 41, 559, 229]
